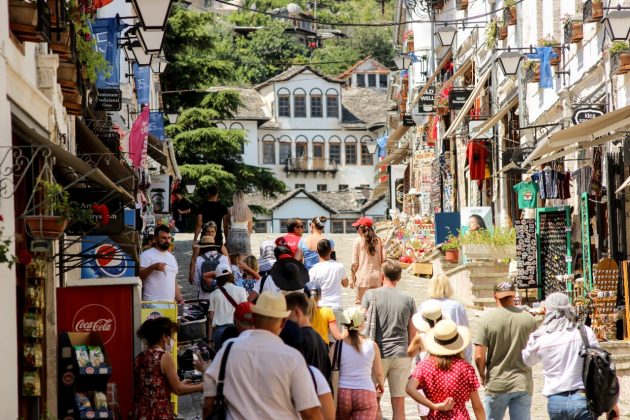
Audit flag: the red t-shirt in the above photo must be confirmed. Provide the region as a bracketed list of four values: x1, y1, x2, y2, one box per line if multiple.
[275, 233, 301, 256]
[412, 357, 480, 420]
[467, 141, 488, 181]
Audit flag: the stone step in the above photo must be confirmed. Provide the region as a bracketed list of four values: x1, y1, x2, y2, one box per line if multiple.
[602, 341, 630, 356]
[473, 297, 496, 309]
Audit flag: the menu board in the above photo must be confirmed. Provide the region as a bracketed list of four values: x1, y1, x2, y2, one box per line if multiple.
[515, 218, 537, 288]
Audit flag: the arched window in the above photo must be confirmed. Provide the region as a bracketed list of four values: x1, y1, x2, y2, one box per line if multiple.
[329, 136, 341, 164]
[278, 135, 292, 164]
[231, 122, 245, 153]
[215, 122, 227, 129]
[277, 88, 291, 117]
[261, 135, 276, 164]
[295, 135, 308, 158]
[311, 136, 324, 162]
[293, 88, 306, 118]
[361, 136, 374, 166]
[310, 88, 323, 118]
[326, 89, 339, 118]
[345, 136, 357, 165]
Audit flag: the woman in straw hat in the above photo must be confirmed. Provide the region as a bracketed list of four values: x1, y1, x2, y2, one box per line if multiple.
[406, 320, 485, 419]
[332, 306, 384, 420]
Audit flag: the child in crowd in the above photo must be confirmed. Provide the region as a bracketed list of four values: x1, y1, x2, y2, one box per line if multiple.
[304, 282, 343, 344]
[235, 255, 261, 294]
[188, 221, 227, 285]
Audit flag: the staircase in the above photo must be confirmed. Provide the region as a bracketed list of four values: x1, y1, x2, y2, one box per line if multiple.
[601, 341, 630, 413]
[443, 262, 510, 309]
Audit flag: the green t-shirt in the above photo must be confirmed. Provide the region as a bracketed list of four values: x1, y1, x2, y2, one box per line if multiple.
[473, 306, 536, 394]
[513, 181, 539, 209]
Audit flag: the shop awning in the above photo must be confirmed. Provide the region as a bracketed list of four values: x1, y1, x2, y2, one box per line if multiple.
[147, 134, 168, 168]
[469, 96, 518, 138]
[441, 67, 492, 140]
[528, 132, 623, 168]
[378, 139, 410, 169]
[373, 180, 388, 198]
[409, 51, 453, 108]
[522, 105, 630, 167]
[386, 124, 410, 148]
[166, 141, 181, 180]
[109, 226, 141, 263]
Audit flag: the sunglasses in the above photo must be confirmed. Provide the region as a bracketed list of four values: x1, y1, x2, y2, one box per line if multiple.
[296, 225, 304, 228]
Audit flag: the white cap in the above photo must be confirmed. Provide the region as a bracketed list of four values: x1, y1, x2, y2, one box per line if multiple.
[215, 262, 232, 276]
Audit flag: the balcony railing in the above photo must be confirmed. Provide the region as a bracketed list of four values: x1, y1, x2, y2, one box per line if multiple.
[285, 157, 338, 173]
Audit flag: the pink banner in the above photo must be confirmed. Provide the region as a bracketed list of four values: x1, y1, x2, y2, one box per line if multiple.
[128, 107, 149, 168]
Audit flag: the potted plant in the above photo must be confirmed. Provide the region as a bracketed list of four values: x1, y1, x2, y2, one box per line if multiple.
[563, 14, 583, 44]
[442, 234, 460, 263]
[460, 227, 517, 261]
[523, 60, 541, 83]
[583, 0, 603, 23]
[456, 0, 468, 11]
[432, 0, 445, 11]
[539, 36, 562, 66]
[68, 1, 110, 85]
[609, 41, 630, 75]
[486, 20, 497, 49]
[504, 0, 517, 26]
[435, 95, 450, 115]
[498, 20, 508, 40]
[25, 180, 92, 239]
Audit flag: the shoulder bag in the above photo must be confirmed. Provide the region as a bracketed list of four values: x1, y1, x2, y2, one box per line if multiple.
[206, 341, 235, 420]
[363, 293, 378, 341]
[330, 340, 343, 404]
[218, 286, 238, 309]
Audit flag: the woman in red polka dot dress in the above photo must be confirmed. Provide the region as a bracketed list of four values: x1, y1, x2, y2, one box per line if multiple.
[406, 320, 485, 420]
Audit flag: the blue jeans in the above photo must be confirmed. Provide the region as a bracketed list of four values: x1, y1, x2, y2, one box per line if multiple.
[212, 324, 233, 351]
[547, 390, 594, 420]
[484, 391, 532, 420]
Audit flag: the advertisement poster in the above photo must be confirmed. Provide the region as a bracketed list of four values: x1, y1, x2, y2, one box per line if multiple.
[80, 236, 135, 279]
[149, 173, 170, 214]
[460, 207, 493, 234]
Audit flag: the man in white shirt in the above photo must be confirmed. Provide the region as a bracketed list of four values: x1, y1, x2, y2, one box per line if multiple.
[139, 225, 183, 303]
[208, 262, 247, 350]
[248, 247, 309, 301]
[203, 292, 322, 420]
[308, 239, 348, 322]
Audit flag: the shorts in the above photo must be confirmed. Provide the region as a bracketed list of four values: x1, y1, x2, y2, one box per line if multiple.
[381, 357, 412, 398]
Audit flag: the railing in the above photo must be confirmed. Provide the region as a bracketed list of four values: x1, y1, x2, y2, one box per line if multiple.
[285, 157, 338, 172]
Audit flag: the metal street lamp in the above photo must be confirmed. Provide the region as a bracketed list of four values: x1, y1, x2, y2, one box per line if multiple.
[602, 9, 630, 41]
[151, 55, 169, 73]
[131, 0, 173, 31]
[166, 112, 179, 124]
[127, 40, 153, 66]
[185, 183, 196, 194]
[394, 55, 410, 70]
[365, 139, 378, 154]
[496, 51, 524, 75]
[435, 26, 457, 47]
[137, 27, 165, 54]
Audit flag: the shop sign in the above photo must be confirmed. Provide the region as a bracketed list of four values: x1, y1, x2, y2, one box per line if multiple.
[66, 190, 124, 235]
[150, 173, 170, 214]
[91, 122, 120, 157]
[571, 107, 603, 125]
[402, 114, 415, 126]
[449, 89, 472, 110]
[80, 235, 136, 279]
[418, 86, 435, 114]
[72, 303, 117, 344]
[94, 89, 122, 111]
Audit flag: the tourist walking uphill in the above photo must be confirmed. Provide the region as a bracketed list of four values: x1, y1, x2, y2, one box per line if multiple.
[194, 185, 229, 247]
[225, 190, 253, 261]
[351, 217, 386, 305]
[300, 216, 334, 270]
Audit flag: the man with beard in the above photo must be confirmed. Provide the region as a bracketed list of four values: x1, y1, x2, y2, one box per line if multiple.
[139, 225, 184, 303]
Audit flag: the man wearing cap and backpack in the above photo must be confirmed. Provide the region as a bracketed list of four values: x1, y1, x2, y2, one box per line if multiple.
[474, 280, 536, 420]
[248, 247, 309, 301]
[193, 235, 230, 300]
[203, 292, 322, 420]
[207, 262, 247, 351]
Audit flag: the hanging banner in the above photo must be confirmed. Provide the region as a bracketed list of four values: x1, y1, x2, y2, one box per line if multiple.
[460, 207, 493, 234]
[129, 107, 150, 168]
[149, 173, 170, 214]
[80, 236, 136, 279]
[92, 18, 123, 89]
[149, 112, 166, 141]
[134, 63, 151, 108]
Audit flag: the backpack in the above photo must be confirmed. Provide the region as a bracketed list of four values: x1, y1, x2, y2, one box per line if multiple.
[579, 324, 620, 416]
[199, 252, 223, 293]
[252, 272, 270, 304]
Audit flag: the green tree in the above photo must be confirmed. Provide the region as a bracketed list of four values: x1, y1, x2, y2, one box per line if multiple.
[307, 43, 361, 75]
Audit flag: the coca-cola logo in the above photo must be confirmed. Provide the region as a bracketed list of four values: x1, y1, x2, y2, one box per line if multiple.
[72, 304, 117, 344]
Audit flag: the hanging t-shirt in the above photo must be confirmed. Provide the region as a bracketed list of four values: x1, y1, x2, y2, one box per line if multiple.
[571, 166, 593, 197]
[467, 141, 488, 181]
[531, 167, 559, 199]
[513, 181, 539, 209]
[558, 172, 571, 200]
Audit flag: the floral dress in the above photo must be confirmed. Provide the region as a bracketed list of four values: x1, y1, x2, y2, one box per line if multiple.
[134, 347, 174, 420]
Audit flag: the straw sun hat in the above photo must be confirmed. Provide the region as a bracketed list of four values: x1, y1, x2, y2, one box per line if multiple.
[412, 301, 444, 333]
[423, 319, 470, 356]
[251, 292, 291, 319]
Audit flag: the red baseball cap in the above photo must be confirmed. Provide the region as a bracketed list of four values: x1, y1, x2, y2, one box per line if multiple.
[234, 302, 254, 323]
[352, 217, 373, 227]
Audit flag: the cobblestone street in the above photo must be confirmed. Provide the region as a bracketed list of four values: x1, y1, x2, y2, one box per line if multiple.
[171, 232, 605, 419]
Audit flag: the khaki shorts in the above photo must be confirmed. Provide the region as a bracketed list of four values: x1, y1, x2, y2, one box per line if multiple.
[381, 357, 412, 398]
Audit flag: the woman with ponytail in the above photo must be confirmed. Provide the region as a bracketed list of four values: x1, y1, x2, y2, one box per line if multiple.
[299, 216, 334, 270]
[350, 217, 385, 305]
[332, 306, 384, 420]
[304, 282, 343, 344]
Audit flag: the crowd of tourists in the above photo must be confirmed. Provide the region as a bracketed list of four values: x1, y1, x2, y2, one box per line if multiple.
[134, 186, 620, 420]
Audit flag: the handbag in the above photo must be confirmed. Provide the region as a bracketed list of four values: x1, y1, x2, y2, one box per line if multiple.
[330, 340, 343, 404]
[206, 341, 235, 420]
[363, 293, 378, 341]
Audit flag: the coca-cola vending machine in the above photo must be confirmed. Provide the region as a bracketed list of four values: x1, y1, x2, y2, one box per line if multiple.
[57, 278, 142, 419]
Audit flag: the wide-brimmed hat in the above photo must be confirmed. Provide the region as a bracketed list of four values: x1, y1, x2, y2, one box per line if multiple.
[352, 217, 373, 228]
[195, 235, 220, 251]
[340, 306, 364, 331]
[494, 280, 516, 299]
[251, 292, 291, 318]
[423, 320, 470, 356]
[412, 301, 445, 333]
[270, 256, 309, 291]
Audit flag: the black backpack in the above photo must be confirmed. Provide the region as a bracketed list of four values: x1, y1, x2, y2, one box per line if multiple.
[199, 252, 223, 293]
[579, 324, 619, 416]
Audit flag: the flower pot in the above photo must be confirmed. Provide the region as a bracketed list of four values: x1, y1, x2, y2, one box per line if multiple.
[549, 46, 561, 66]
[456, 0, 468, 10]
[57, 62, 77, 82]
[584, 0, 603, 23]
[25, 215, 69, 239]
[565, 21, 583, 44]
[498, 25, 508, 40]
[436, 105, 449, 116]
[508, 7, 517, 26]
[611, 51, 630, 75]
[9, 0, 38, 26]
[444, 249, 459, 263]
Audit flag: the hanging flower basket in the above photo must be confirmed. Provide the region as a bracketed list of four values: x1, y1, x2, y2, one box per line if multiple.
[436, 105, 449, 116]
[564, 21, 583, 44]
[611, 50, 630, 75]
[444, 249, 459, 263]
[25, 215, 69, 240]
[504, 6, 517, 26]
[456, 0, 468, 11]
[550, 46, 562, 66]
[583, 0, 604, 23]
[498, 24, 508, 40]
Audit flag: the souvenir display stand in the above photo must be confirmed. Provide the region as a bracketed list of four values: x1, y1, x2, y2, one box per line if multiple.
[58, 332, 113, 419]
[536, 206, 573, 300]
[591, 258, 619, 341]
[384, 216, 435, 276]
[515, 218, 537, 289]
[22, 262, 46, 401]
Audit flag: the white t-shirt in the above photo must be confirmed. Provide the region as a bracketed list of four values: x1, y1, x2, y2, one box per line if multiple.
[208, 283, 248, 326]
[338, 339, 376, 391]
[194, 251, 230, 300]
[139, 247, 178, 301]
[522, 325, 599, 396]
[308, 260, 346, 310]
[203, 329, 320, 419]
[309, 366, 331, 396]
[252, 274, 281, 295]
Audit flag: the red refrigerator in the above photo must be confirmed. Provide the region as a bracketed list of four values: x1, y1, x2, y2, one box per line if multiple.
[57, 278, 142, 419]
